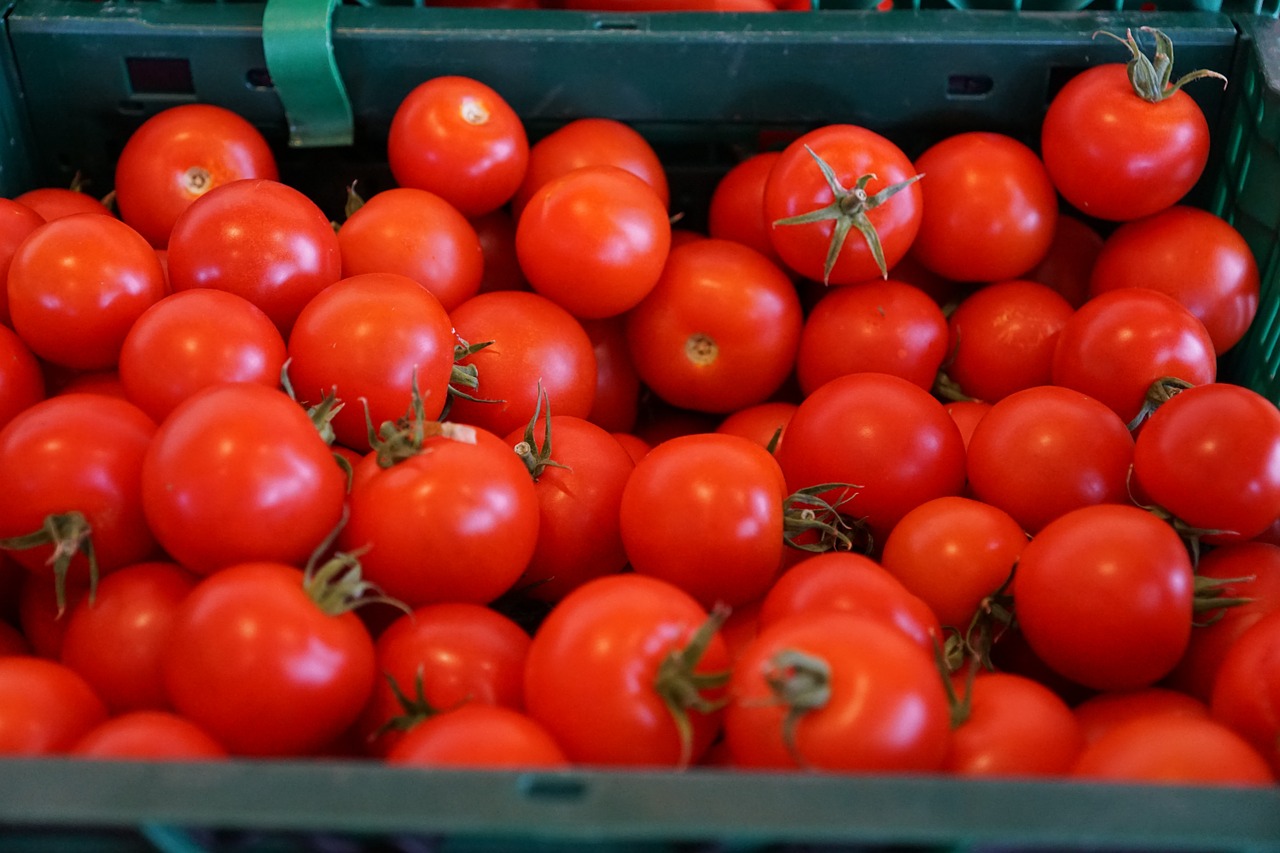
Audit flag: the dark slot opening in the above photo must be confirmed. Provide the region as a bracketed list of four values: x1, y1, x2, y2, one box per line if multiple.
[946, 74, 994, 98]
[126, 57, 195, 95]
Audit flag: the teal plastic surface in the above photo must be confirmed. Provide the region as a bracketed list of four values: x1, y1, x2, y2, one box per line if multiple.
[262, 0, 355, 146]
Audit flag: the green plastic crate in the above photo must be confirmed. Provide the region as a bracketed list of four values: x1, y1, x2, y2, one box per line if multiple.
[1, 3, 1280, 850]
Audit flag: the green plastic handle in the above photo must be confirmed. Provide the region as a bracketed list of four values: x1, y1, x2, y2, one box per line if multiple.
[261, 0, 354, 147]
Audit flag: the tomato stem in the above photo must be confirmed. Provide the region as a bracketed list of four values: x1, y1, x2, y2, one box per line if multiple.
[514, 381, 573, 481]
[782, 483, 871, 554]
[760, 647, 832, 769]
[653, 603, 732, 769]
[0, 511, 97, 615]
[1095, 27, 1227, 104]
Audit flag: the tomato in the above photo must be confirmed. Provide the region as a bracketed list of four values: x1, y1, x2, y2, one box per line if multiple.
[505, 414, 634, 603]
[1026, 213, 1103, 308]
[620, 433, 786, 609]
[1050, 288, 1216, 426]
[965, 385, 1133, 534]
[880, 496, 1027, 632]
[113, 104, 279, 248]
[163, 560, 377, 757]
[471, 208, 530, 294]
[580, 316, 642, 435]
[796, 279, 949, 395]
[910, 132, 1058, 283]
[166, 178, 342, 336]
[624, 239, 803, 414]
[388, 76, 529, 218]
[0, 198, 45, 326]
[943, 399, 991, 451]
[7, 213, 166, 370]
[1132, 382, 1280, 545]
[516, 165, 671, 319]
[940, 280, 1075, 403]
[340, 426, 540, 607]
[1072, 687, 1210, 745]
[1210, 609, 1280, 775]
[141, 383, 348, 575]
[0, 323, 44, 432]
[337, 187, 485, 312]
[716, 400, 797, 452]
[1071, 713, 1274, 785]
[763, 124, 923, 285]
[355, 602, 531, 757]
[1014, 504, 1195, 692]
[944, 670, 1084, 776]
[70, 710, 229, 760]
[774, 372, 967, 548]
[612, 430, 652, 464]
[286, 272, 457, 451]
[13, 186, 113, 220]
[0, 621, 27, 657]
[386, 704, 568, 768]
[510, 117, 669, 220]
[17, 573, 88, 660]
[448, 290, 597, 438]
[523, 573, 730, 767]
[724, 610, 951, 771]
[707, 151, 785, 266]
[0, 656, 108, 754]
[118, 289, 287, 423]
[1040, 27, 1221, 221]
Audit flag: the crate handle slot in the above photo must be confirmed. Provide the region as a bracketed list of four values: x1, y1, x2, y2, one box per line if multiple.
[262, 0, 354, 148]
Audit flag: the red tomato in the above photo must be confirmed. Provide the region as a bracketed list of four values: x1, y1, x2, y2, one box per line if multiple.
[471, 208, 530, 294]
[1072, 687, 1210, 745]
[1026, 213, 1103, 308]
[764, 124, 922, 285]
[943, 399, 991, 450]
[387, 76, 529, 218]
[7, 213, 166, 370]
[620, 433, 787, 609]
[965, 385, 1134, 534]
[70, 710, 228, 760]
[163, 561, 377, 757]
[0, 656, 108, 754]
[118, 289, 287, 423]
[1071, 713, 1274, 785]
[945, 670, 1084, 776]
[13, 186, 113, 220]
[580, 316, 642, 435]
[516, 165, 671, 319]
[910, 132, 1058, 283]
[1015, 504, 1196, 692]
[16, 573, 88, 660]
[166, 178, 342, 336]
[0, 198, 45, 326]
[447, 290, 597, 438]
[0, 323, 44, 432]
[1132, 382, 1280, 544]
[796, 279, 947, 395]
[1041, 28, 1220, 221]
[140, 383, 348, 575]
[386, 704, 568, 768]
[286, 272, 458, 451]
[716, 400, 797, 452]
[523, 573, 730, 767]
[1051, 288, 1217, 426]
[337, 187, 484, 312]
[624, 239, 803, 414]
[612, 431, 652, 464]
[113, 104, 279, 248]
[724, 610, 951, 771]
[0, 621, 27, 657]
[707, 151, 785, 266]
[941, 280, 1075, 403]
[1210, 609, 1280, 775]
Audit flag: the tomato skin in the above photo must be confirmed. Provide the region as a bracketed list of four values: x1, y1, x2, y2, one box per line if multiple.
[388, 76, 529, 218]
[286, 272, 457, 451]
[1088, 206, 1259, 355]
[910, 132, 1058, 283]
[0, 656, 108, 755]
[0, 198, 45, 326]
[472, 208, 530, 294]
[965, 385, 1134, 534]
[1041, 63, 1212, 221]
[580, 316, 642, 435]
[70, 710, 229, 760]
[1014, 504, 1195, 692]
[17, 573, 88, 660]
[0, 620, 28, 657]
[113, 104, 279, 249]
[764, 124, 922, 285]
[387, 704, 569, 768]
[1073, 687, 1210, 746]
[13, 187, 113, 221]
[624, 239, 803, 414]
[943, 399, 991, 451]
[166, 179, 342, 336]
[1210, 609, 1280, 775]
[141, 383, 348, 575]
[1027, 214, 1103, 309]
[523, 574, 730, 767]
[0, 323, 44, 433]
[945, 671, 1084, 777]
[708, 151, 785, 266]
[7, 213, 167, 370]
[1071, 713, 1275, 786]
[337, 187, 485, 312]
[724, 610, 952, 771]
[716, 400, 797, 452]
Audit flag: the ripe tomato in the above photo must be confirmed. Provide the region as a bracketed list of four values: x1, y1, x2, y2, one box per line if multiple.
[620, 433, 787, 609]
[724, 610, 951, 771]
[1014, 504, 1196, 692]
[337, 187, 485, 312]
[472, 208, 529, 294]
[523, 573, 730, 767]
[113, 103, 279, 248]
[7, 213, 166, 370]
[707, 151, 785, 266]
[624, 238, 803, 414]
[944, 670, 1084, 776]
[1210, 609, 1280, 775]
[70, 710, 228, 760]
[0, 323, 44, 433]
[166, 178, 342, 336]
[516, 165, 671, 319]
[944, 399, 991, 450]
[1040, 27, 1221, 221]
[1026, 213, 1103, 309]
[17, 573, 88, 659]
[387, 76, 529, 218]
[1072, 687, 1210, 745]
[386, 704, 568, 768]
[162, 561, 377, 757]
[580, 316, 642, 434]
[141, 382, 348, 575]
[763, 124, 922, 285]
[910, 132, 1058, 283]
[0, 198, 45, 326]
[715, 400, 797, 452]
[286, 272, 458, 451]
[965, 385, 1133, 534]
[118, 289, 287, 423]
[0, 656, 108, 755]
[13, 186, 113, 220]
[1071, 713, 1274, 785]
[0, 621, 28, 657]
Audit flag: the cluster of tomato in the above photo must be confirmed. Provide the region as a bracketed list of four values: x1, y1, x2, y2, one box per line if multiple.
[0, 26, 1278, 786]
